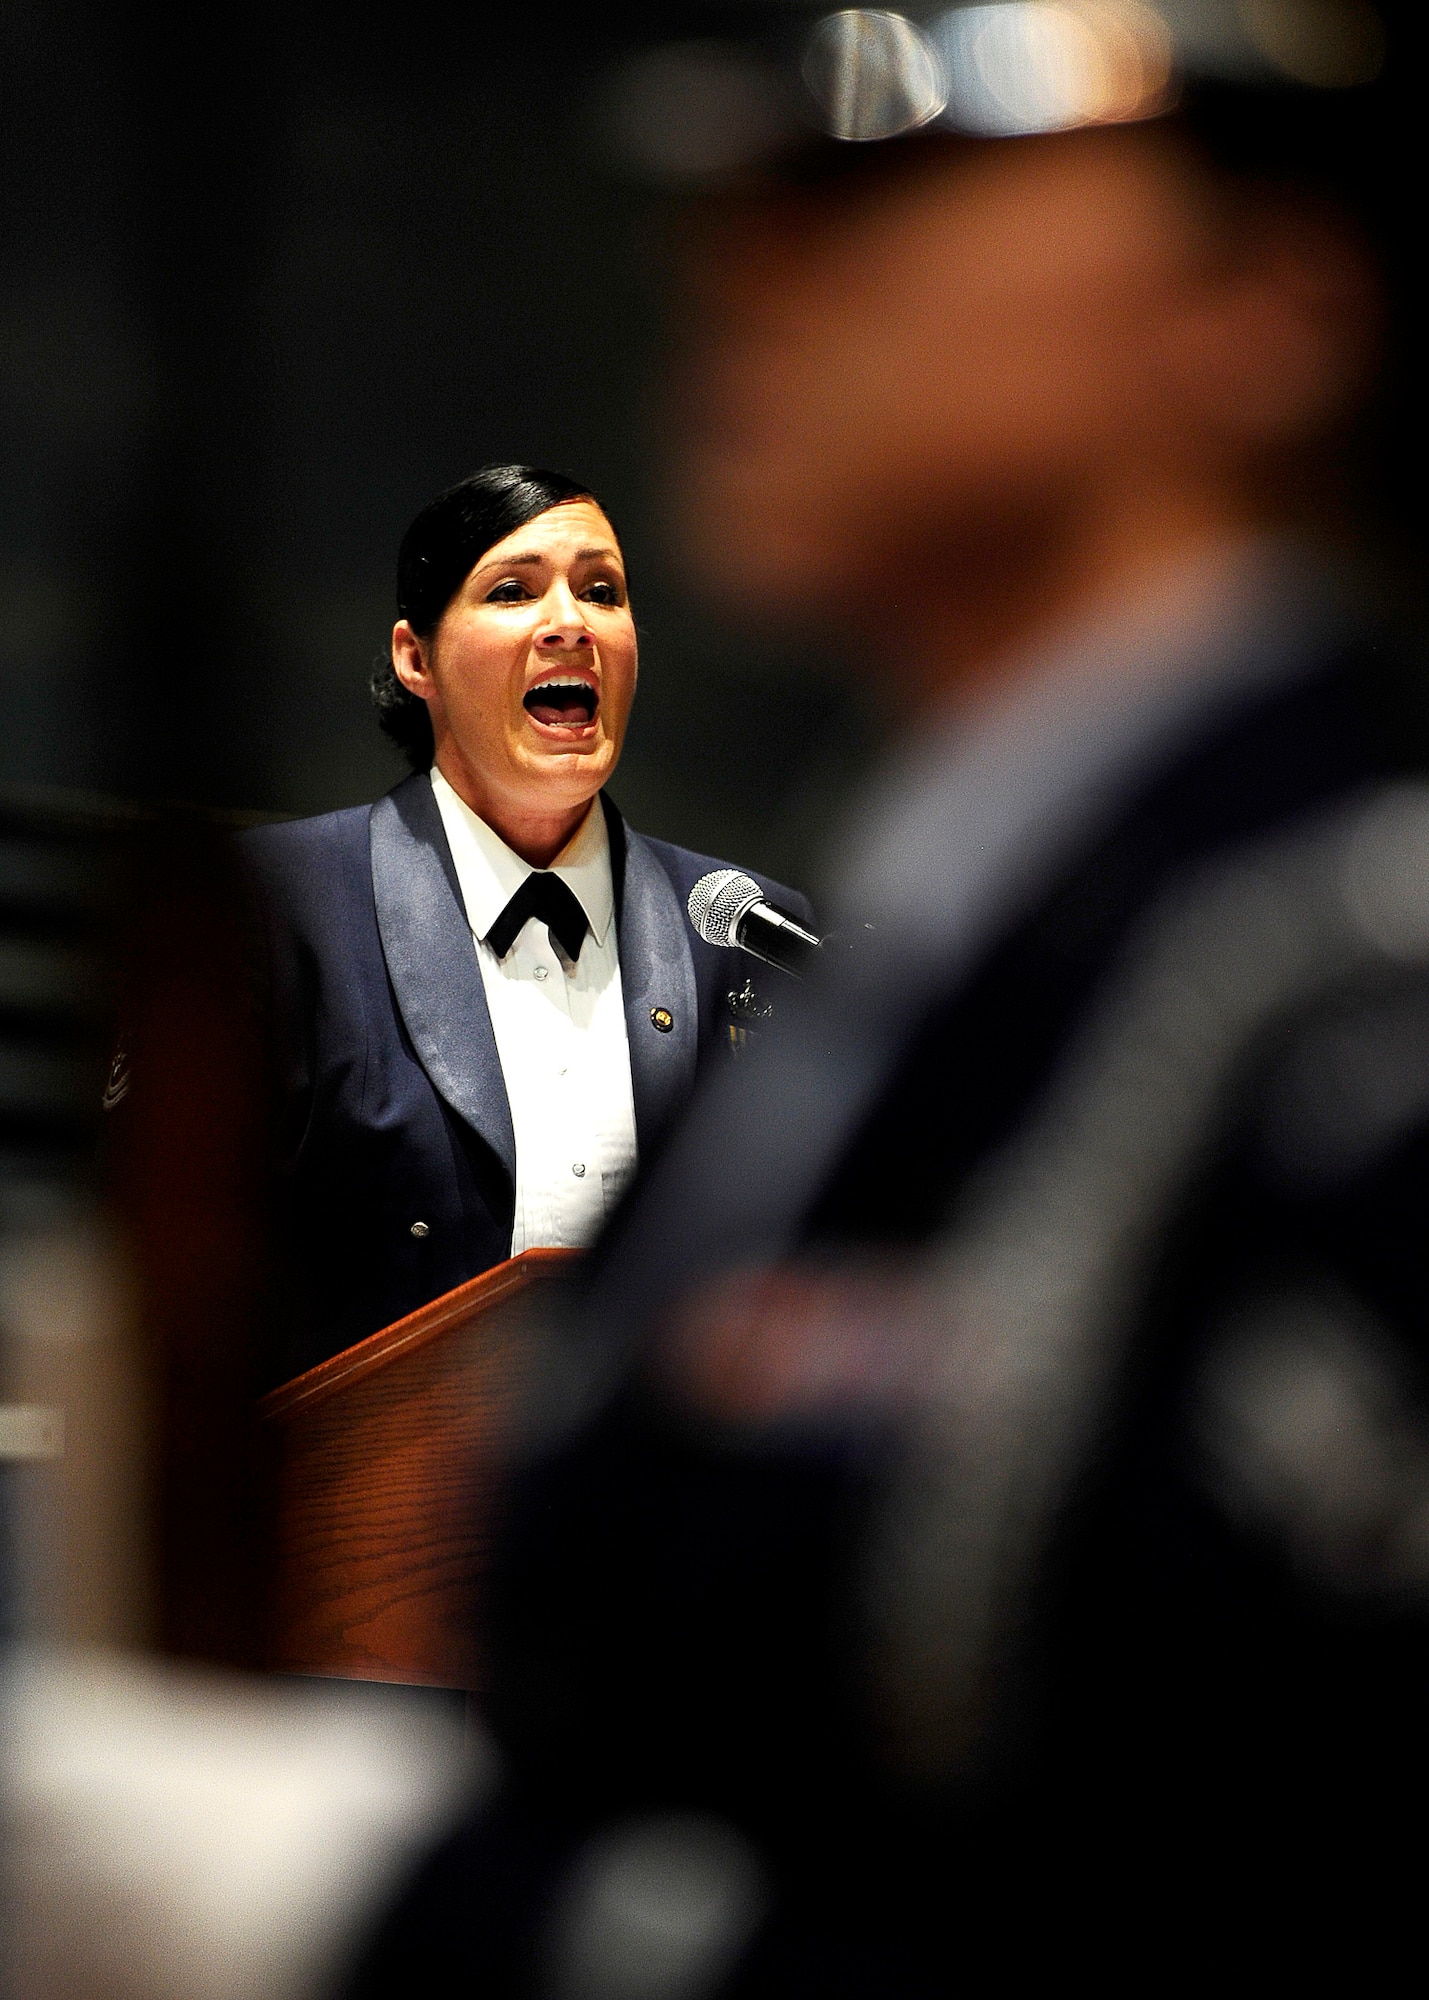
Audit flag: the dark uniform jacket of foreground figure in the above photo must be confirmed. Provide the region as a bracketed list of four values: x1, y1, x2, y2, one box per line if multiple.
[241, 770, 807, 1385]
[345, 579, 1429, 1994]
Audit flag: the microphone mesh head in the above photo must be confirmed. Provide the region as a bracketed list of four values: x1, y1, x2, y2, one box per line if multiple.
[687, 869, 763, 947]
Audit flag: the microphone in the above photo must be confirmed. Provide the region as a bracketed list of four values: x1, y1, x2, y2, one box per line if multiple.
[687, 870, 821, 978]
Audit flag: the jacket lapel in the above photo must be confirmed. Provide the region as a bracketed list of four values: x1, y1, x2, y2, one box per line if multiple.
[370, 771, 516, 1178]
[605, 798, 699, 1153]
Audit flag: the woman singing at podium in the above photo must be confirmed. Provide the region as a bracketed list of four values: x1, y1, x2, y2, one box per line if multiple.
[243, 465, 808, 1382]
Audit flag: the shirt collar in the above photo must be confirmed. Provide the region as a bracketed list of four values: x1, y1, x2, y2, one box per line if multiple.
[429, 768, 616, 948]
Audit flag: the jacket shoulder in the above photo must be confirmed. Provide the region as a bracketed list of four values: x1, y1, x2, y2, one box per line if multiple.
[240, 803, 372, 875]
[237, 804, 377, 936]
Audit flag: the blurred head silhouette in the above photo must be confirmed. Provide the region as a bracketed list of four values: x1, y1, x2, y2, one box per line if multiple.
[667, 8, 1403, 699]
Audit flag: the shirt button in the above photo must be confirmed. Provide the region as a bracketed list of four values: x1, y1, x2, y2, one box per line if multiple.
[572, 1161, 586, 1178]
[410, 1220, 430, 1239]
[533, 966, 549, 982]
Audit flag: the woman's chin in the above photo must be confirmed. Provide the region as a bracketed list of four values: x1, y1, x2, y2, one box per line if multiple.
[517, 731, 616, 790]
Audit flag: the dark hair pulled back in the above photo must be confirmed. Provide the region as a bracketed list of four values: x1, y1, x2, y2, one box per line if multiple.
[371, 463, 602, 770]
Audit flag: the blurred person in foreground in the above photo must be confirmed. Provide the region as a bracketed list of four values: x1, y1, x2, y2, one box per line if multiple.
[242, 465, 807, 1384]
[348, 4, 1429, 1991]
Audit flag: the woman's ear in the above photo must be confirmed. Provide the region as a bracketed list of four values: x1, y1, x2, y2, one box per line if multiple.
[390, 620, 434, 701]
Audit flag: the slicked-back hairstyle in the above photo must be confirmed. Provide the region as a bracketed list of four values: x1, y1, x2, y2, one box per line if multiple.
[371, 463, 601, 770]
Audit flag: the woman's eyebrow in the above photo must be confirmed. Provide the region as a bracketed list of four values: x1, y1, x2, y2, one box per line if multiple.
[474, 550, 544, 573]
[473, 544, 621, 575]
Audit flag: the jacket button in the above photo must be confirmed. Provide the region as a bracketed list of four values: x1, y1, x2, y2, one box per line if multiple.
[572, 1162, 586, 1178]
[650, 1007, 673, 1033]
[410, 1220, 430, 1239]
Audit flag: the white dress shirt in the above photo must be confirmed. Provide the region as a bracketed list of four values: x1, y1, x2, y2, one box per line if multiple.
[430, 769, 639, 1254]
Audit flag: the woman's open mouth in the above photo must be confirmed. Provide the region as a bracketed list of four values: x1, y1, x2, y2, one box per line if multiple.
[523, 675, 599, 731]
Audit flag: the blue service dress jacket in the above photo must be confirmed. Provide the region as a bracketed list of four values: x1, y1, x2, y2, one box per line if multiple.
[240, 770, 810, 1386]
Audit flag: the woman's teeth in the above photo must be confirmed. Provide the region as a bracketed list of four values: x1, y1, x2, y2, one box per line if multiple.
[523, 677, 598, 728]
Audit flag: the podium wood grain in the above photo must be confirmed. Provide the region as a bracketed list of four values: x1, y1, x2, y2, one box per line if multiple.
[258, 1248, 579, 1689]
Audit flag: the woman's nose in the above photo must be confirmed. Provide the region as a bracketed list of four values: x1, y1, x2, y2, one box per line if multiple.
[536, 586, 593, 648]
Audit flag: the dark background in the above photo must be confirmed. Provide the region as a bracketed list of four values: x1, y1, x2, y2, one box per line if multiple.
[0, 0, 874, 891]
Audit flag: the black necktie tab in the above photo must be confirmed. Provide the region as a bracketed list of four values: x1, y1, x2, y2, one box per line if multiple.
[487, 871, 590, 964]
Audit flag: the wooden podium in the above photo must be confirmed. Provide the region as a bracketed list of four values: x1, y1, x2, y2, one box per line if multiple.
[258, 1248, 579, 1690]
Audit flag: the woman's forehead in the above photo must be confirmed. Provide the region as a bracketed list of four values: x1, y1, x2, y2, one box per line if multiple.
[475, 500, 620, 571]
